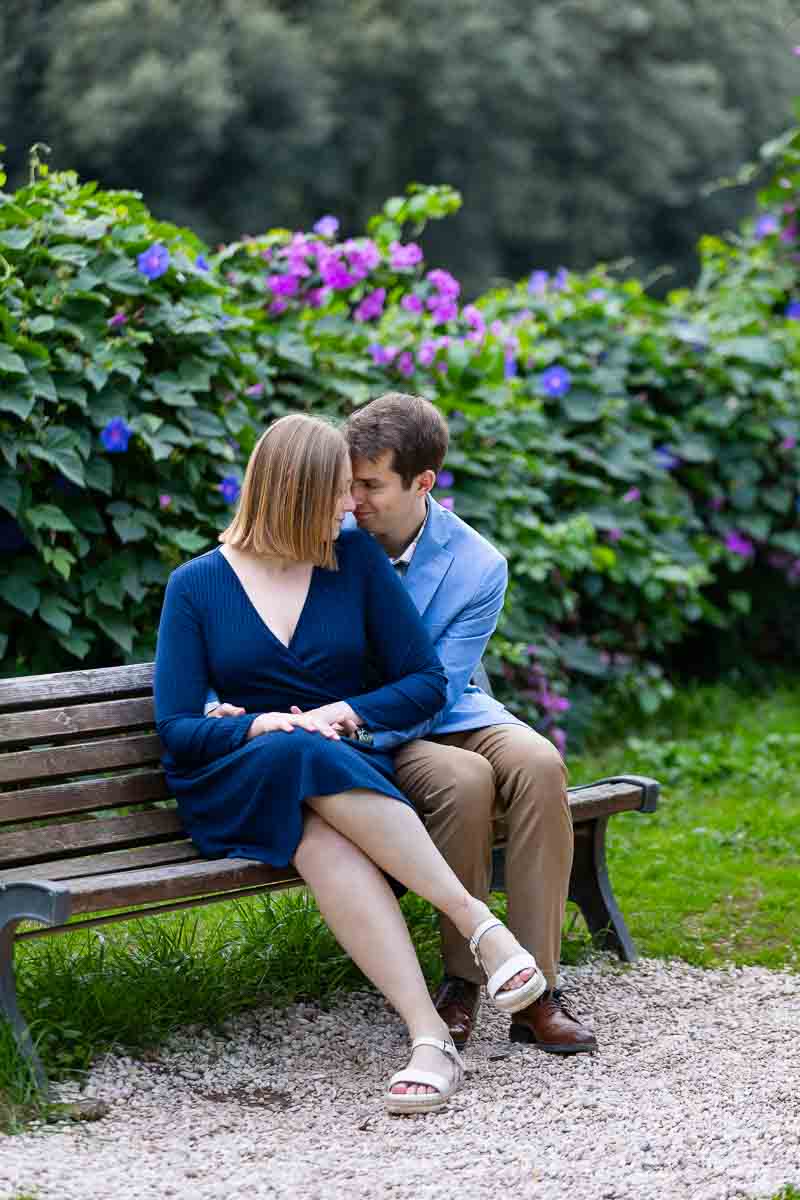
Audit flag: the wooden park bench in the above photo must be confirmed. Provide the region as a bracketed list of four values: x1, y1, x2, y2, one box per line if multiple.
[0, 662, 659, 1087]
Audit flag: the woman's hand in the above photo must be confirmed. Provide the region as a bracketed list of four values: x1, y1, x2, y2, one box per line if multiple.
[289, 702, 361, 737]
[246, 710, 342, 741]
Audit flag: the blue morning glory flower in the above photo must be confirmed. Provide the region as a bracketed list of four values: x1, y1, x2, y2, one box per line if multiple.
[528, 270, 549, 296]
[100, 417, 132, 453]
[136, 243, 170, 280]
[219, 476, 241, 504]
[539, 366, 572, 397]
[195, 255, 210, 271]
[785, 301, 800, 320]
[653, 445, 680, 471]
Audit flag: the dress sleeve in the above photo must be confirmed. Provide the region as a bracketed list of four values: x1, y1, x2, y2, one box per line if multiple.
[343, 533, 447, 731]
[154, 568, 258, 767]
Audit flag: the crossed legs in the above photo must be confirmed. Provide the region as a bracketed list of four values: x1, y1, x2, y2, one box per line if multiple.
[293, 789, 535, 1097]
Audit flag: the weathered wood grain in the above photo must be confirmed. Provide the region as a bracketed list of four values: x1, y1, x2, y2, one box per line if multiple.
[0, 733, 162, 785]
[0, 808, 183, 866]
[0, 770, 171, 824]
[0, 840, 199, 883]
[0, 697, 155, 748]
[0, 663, 154, 711]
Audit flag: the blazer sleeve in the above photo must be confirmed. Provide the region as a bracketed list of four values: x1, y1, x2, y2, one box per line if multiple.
[369, 554, 507, 751]
[343, 535, 447, 731]
[154, 569, 258, 766]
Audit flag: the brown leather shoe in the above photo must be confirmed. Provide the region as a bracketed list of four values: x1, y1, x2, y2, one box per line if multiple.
[509, 989, 597, 1054]
[433, 976, 481, 1050]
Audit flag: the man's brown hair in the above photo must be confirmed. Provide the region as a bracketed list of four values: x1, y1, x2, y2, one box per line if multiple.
[220, 414, 348, 570]
[345, 392, 449, 487]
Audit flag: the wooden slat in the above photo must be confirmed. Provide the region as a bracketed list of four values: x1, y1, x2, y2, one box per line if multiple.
[0, 840, 199, 883]
[0, 733, 162, 786]
[0, 663, 154, 712]
[567, 782, 643, 822]
[0, 770, 171, 825]
[0, 697, 155, 748]
[67, 856, 296, 914]
[0, 808, 183, 867]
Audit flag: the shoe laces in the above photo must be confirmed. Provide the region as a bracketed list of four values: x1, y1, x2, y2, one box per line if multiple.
[549, 988, 578, 1021]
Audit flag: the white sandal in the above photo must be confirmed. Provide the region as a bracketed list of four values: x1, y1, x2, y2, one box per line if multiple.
[469, 917, 547, 1014]
[385, 1035, 464, 1115]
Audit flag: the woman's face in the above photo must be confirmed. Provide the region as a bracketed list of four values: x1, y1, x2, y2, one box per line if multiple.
[332, 465, 356, 539]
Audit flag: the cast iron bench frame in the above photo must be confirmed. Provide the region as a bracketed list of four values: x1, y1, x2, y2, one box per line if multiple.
[0, 662, 659, 1087]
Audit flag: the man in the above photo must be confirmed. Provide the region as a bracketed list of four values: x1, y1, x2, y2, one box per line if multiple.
[211, 392, 596, 1053]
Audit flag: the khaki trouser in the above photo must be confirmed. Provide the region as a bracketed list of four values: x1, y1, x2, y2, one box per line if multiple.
[393, 724, 573, 989]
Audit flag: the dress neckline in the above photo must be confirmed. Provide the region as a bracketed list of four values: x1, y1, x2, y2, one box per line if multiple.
[215, 547, 316, 653]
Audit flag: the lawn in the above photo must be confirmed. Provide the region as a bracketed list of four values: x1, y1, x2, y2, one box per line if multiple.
[1, 675, 798, 1127]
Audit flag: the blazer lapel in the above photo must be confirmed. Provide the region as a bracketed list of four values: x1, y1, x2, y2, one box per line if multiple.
[405, 499, 455, 617]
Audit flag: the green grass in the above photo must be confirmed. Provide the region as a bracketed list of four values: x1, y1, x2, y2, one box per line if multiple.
[1, 675, 798, 1128]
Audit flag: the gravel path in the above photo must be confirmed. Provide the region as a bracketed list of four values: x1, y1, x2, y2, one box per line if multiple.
[1, 957, 798, 1200]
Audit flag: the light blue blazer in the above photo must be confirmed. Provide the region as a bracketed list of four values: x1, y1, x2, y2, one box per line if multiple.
[362, 497, 524, 751]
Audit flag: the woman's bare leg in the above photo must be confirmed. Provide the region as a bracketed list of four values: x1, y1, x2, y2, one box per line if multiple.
[293, 810, 455, 1096]
[306, 789, 533, 994]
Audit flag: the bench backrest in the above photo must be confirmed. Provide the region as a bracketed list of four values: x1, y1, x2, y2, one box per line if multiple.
[0, 663, 181, 878]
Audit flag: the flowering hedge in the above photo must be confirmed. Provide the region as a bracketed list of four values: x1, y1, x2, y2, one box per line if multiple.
[1, 132, 798, 748]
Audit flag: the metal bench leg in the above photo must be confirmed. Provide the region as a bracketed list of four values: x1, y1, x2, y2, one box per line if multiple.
[0, 882, 72, 1091]
[568, 817, 637, 963]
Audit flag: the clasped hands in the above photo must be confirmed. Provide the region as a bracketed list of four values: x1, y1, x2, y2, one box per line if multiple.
[208, 699, 362, 742]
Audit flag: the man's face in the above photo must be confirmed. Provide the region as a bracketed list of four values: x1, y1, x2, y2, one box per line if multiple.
[350, 451, 426, 540]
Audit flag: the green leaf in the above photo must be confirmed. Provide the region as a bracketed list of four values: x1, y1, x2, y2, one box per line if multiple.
[0, 388, 35, 420]
[29, 315, 56, 334]
[770, 532, 800, 555]
[112, 514, 148, 543]
[276, 334, 313, 369]
[57, 628, 93, 659]
[0, 472, 20, 516]
[715, 337, 780, 367]
[557, 636, 609, 677]
[0, 573, 40, 616]
[28, 445, 86, 488]
[26, 504, 78, 533]
[86, 363, 108, 392]
[38, 594, 75, 635]
[42, 546, 77, 580]
[0, 347, 28, 375]
[84, 456, 113, 494]
[562, 391, 603, 423]
[95, 612, 134, 653]
[0, 227, 35, 249]
[169, 529, 209, 553]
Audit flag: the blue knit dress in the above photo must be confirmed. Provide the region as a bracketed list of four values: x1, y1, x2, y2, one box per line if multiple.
[153, 529, 447, 866]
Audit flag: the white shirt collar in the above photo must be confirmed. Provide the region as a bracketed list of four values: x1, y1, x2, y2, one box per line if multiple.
[389, 501, 429, 569]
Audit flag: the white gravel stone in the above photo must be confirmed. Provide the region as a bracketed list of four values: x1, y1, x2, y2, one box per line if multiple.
[1, 957, 799, 1200]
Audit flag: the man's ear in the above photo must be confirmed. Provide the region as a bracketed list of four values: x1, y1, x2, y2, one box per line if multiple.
[415, 469, 436, 497]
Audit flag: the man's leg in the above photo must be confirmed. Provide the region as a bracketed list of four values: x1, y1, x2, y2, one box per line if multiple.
[439, 724, 596, 1053]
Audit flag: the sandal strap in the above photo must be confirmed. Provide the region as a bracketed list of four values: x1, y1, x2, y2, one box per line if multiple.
[468, 917, 504, 967]
[486, 951, 538, 999]
[388, 1067, 449, 1093]
[410, 1035, 462, 1064]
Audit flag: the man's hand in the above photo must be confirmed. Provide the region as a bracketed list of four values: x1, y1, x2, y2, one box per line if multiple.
[207, 702, 246, 718]
[289, 702, 361, 736]
[246, 710, 342, 741]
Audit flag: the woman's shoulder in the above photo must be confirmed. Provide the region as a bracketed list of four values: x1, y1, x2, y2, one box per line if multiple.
[335, 527, 386, 569]
[168, 546, 223, 591]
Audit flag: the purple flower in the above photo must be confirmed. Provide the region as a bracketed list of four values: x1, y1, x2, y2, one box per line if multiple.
[439, 496, 455, 511]
[551, 728, 567, 756]
[268, 273, 299, 298]
[426, 268, 460, 299]
[434, 359, 448, 373]
[353, 288, 386, 322]
[159, 493, 172, 510]
[540, 690, 571, 714]
[219, 476, 241, 505]
[346, 239, 380, 272]
[318, 252, 355, 290]
[588, 289, 607, 302]
[390, 241, 424, 269]
[709, 495, 725, 511]
[754, 215, 779, 239]
[100, 417, 131, 453]
[396, 351, 415, 378]
[418, 340, 437, 367]
[463, 304, 486, 342]
[780, 435, 797, 450]
[306, 287, 330, 309]
[539, 366, 572, 397]
[195, 255, 210, 271]
[785, 301, 800, 320]
[136, 243, 170, 280]
[653, 446, 680, 471]
[107, 311, 127, 330]
[368, 344, 397, 366]
[605, 527, 622, 544]
[402, 294, 424, 314]
[269, 299, 288, 317]
[552, 267, 569, 291]
[724, 530, 754, 558]
[313, 215, 339, 239]
[504, 349, 518, 380]
[622, 487, 640, 503]
[428, 298, 458, 325]
[245, 383, 265, 398]
[780, 223, 798, 244]
[528, 270, 549, 296]
[436, 470, 454, 489]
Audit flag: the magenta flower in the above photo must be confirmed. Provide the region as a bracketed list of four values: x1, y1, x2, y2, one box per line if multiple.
[754, 215, 779, 239]
[318, 253, 355, 290]
[780, 224, 798, 244]
[219, 476, 241, 504]
[158, 493, 172, 510]
[539, 366, 572, 397]
[306, 287, 330, 308]
[439, 496, 455, 511]
[724, 530, 754, 558]
[605, 528, 622, 544]
[353, 288, 386, 322]
[540, 690, 571, 713]
[390, 241, 424, 269]
[709, 495, 725, 511]
[435, 359, 448, 373]
[100, 417, 131, 453]
[426, 268, 460, 299]
[245, 383, 265, 398]
[268, 273, 299, 298]
[136, 243, 170, 280]
[396, 351, 415, 378]
[780, 435, 797, 450]
[107, 311, 128, 330]
[269, 299, 288, 316]
[402, 294, 424, 314]
[551, 728, 567, 755]
[313, 215, 339, 238]
[528, 270, 549, 296]
[368, 344, 398, 366]
[463, 304, 486, 342]
[418, 340, 437, 367]
[622, 487, 640, 503]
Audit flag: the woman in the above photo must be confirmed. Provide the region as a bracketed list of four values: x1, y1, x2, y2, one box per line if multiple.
[154, 413, 546, 1114]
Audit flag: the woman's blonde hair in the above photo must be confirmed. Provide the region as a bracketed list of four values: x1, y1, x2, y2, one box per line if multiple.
[220, 414, 349, 569]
